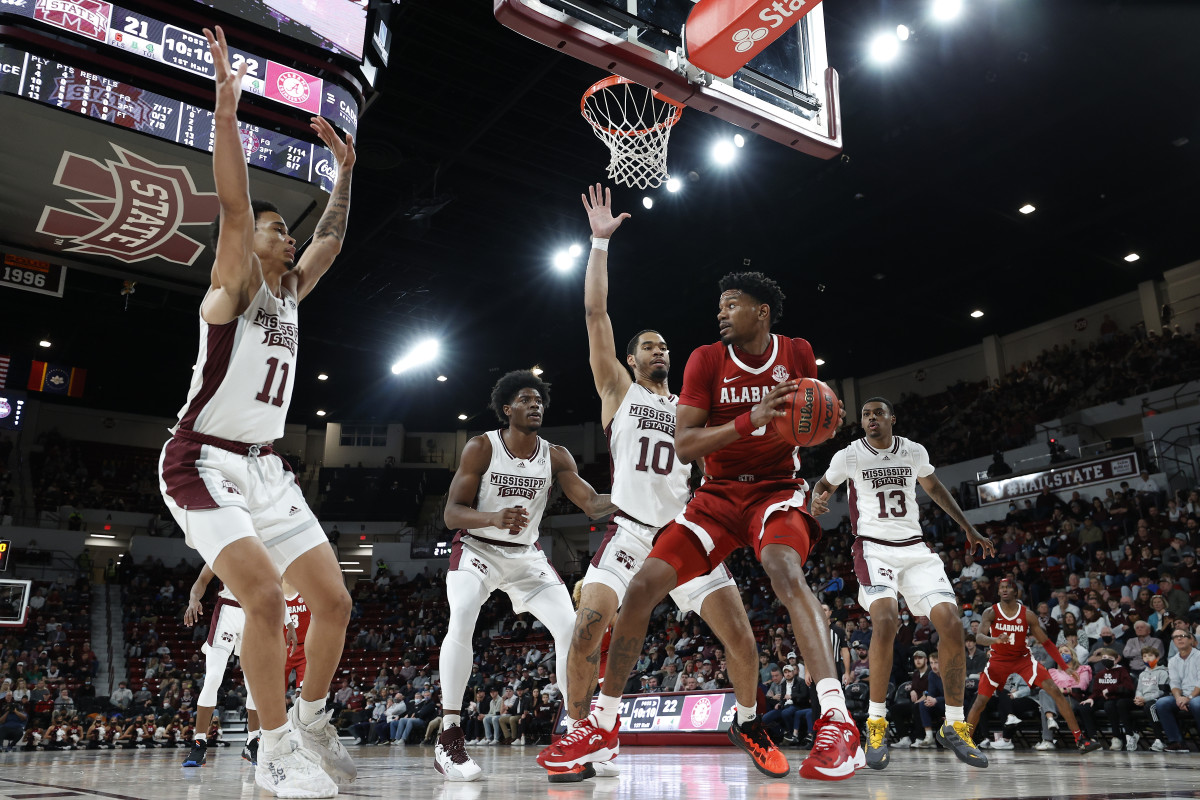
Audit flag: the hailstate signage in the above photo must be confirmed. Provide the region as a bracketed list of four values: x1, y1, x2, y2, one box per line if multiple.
[977, 452, 1140, 507]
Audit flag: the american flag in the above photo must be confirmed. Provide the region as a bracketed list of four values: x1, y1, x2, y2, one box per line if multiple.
[0, 355, 9, 388]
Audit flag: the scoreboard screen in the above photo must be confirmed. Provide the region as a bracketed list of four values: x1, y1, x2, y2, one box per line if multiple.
[0, 45, 338, 193]
[0, 0, 359, 136]
[553, 690, 738, 737]
[189, 0, 367, 60]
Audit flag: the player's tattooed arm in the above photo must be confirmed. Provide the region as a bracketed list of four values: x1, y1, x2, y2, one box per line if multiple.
[292, 115, 355, 301]
[576, 608, 604, 641]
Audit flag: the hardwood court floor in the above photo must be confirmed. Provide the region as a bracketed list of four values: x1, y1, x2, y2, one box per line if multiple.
[2, 743, 1199, 800]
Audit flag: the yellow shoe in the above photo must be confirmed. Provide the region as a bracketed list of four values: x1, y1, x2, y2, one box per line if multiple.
[936, 721, 988, 768]
[865, 717, 889, 770]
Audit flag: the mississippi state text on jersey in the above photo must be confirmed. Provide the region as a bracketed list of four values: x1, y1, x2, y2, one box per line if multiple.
[678, 334, 818, 480]
[607, 383, 689, 527]
[824, 436, 934, 544]
[989, 602, 1032, 659]
[466, 429, 553, 546]
[173, 282, 299, 443]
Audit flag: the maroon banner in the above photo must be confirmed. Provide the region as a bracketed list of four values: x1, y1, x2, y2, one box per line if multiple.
[977, 452, 1140, 507]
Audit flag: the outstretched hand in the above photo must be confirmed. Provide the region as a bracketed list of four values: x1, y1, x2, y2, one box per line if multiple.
[964, 526, 996, 559]
[310, 116, 355, 171]
[183, 598, 202, 628]
[582, 183, 630, 239]
[810, 489, 831, 516]
[203, 26, 247, 112]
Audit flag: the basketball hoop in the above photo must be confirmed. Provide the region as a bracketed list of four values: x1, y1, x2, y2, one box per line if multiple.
[581, 76, 684, 190]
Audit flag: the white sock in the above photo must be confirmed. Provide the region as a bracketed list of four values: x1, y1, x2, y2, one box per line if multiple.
[868, 701, 888, 720]
[296, 697, 326, 727]
[249, 730, 260, 742]
[564, 716, 579, 732]
[993, 732, 1003, 741]
[816, 678, 849, 723]
[924, 730, 934, 741]
[194, 735, 208, 745]
[946, 705, 964, 723]
[443, 713, 461, 729]
[260, 723, 291, 755]
[736, 702, 757, 725]
[589, 694, 620, 732]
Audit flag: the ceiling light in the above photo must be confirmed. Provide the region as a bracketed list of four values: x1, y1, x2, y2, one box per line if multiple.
[391, 337, 440, 374]
[568, 243, 583, 258]
[932, 0, 962, 22]
[38, 340, 51, 348]
[531, 366, 544, 376]
[1124, 253, 1140, 263]
[970, 310, 985, 318]
[896, 24, 910, 41]
[316, 410, 326, 417]
[869, 32, 901, 64]
[1019, 204, 1035, 214]
[457, 413, 468, 421]
[553, 251, 573, 271]
[666, 177, 682, 193]
[91, 534, 116, 539]
[317, 373, 328, 381]
[815, 358, 825, 366]
[733, 134, 745, 148]
[712, 140, 736, 164]
[437, 375, 448, 382]
[341, 568, 364, 573]
[338, 562, 358, 565]
[642, 196, 654, 209]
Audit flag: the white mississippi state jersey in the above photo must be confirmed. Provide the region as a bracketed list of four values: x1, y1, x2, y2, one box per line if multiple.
[467, 429, 553, 546]
[173, 281, 299, 443]
[607, 383, 690, 528]
[824, 436, 934, 544]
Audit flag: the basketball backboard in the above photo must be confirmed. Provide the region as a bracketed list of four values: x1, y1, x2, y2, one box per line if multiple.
[0, 579, 32, 628]
[494, 0, 841, 158]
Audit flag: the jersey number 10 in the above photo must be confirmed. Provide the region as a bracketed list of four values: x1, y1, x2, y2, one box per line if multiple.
[635, 437, 676, 475]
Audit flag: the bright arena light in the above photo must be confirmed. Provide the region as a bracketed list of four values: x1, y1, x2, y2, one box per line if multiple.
[870, 32, 901, 64]
[568, 243, 583, 258]
[317, 372, 329, 381]
[531, 366, 544, 376]
[932, 0, 962, 22]
[733, 134, 745, 148]
[391, 337, 440, 374]
[553, 251, 573, 271]
[970, 310, 985, 318]
[642, 196, 654, 209]
[457, 413, 468, 421]
[437, 375, 448, 382]
[896, 24, 910, 41]
[1124, 253, 1140, 263]
[712, 140, 736, 165]
[38, 340, 51, 348]
[666, 177, 682, 193]
[815, 358, 826, 366]
[1019, 204, 1036, 214]
[316, 410, 327, 417]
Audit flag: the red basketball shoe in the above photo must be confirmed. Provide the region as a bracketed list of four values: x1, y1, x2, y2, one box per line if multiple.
[536, 717, 619, 770]
[798, 711, 861, 781]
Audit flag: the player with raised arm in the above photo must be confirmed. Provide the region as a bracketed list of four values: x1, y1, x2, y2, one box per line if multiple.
[434, 370, 616, 782]
[543, 271, 862, 782]
[968, 579, 1102, 753]
[810, 398, 994, 769]
[537, 186, 787, 782]
[157, 26, 356, 799]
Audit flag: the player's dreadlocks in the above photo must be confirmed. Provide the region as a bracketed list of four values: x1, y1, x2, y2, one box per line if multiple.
[718, 271, 785, 326]
[489, 369, 551, 425]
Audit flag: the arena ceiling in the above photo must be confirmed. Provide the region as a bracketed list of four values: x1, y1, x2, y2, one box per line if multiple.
[1, 0, 1196, 432]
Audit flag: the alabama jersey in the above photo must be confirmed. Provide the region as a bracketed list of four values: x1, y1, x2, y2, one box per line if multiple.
[607, 383, 689, 527]
[467, 429, 553, 546]
[824, 436, 934, 544]
[173, 281, 299, 443]
[989, 602, 1032, 659]
[285, 592, 311, 645]
[678, 334, 818, 480]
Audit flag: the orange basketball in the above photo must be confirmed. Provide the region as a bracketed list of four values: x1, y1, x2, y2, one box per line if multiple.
[771, 378, 839, 447]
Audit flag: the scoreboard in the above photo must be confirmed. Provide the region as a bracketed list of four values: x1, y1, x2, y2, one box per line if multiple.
[0, 44, 337, 192]
[0, 0, 359, 137]
[553, 690, 739, 745]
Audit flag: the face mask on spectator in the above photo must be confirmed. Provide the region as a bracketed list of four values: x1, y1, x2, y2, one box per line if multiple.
[1100, 659, 1115, 670]
[902, 614, 910, 622]
[1145, 656, 1158, 667]
[1101, 635, 1114, 644]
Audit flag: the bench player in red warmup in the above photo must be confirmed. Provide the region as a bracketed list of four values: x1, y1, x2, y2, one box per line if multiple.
[541, 272, 863, 781]
[968, 579, 1102, 753]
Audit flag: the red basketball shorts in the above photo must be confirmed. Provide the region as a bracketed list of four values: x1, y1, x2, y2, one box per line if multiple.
[285, 644, 307, 687]
[977, 652, 1049, 698]
[649, 477, 819, 586]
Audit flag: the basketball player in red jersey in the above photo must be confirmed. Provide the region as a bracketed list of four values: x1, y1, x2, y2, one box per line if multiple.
[968, 579, 1102, 752]
[551, 272, 863, 781]
[157, 27, 355, 798]
[283, 579, 311, 693]
[539, 187, 785, 782]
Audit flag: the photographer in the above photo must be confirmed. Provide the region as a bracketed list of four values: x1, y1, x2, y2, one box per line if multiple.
[0, 692, 28, 751]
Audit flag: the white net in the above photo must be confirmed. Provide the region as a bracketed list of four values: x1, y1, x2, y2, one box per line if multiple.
[581, 77, 683, 190]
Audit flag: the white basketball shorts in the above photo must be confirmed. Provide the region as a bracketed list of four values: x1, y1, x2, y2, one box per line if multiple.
[201, 598, 245, 657]
[852, 538, 958, 617]
[582, 514, 737, 616]
[448, 534, 565, 615]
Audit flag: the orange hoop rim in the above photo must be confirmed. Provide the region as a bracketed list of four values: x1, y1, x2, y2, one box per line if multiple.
[581, 75, 684, 138]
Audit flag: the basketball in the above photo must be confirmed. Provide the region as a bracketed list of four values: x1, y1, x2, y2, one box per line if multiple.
[771, 378, 839, 447]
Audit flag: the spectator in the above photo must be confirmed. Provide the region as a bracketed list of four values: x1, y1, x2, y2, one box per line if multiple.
[914, 654, 945, 747]
[1158, 575, 1192, 620]
[0, 694, 27, 751]
[481, 688, 502, 745]
[1036, 644, 1090, 749]
[964, 633, 987, 677]
[763, 664, 811, 745]
[1123, 621, 1163, 671]
[1077, 648, 1135, 750]
[1153, 630, 1200, 753]
[986, 451, 1012, 478]
[53, 688, 74, 716]
[1133, 645, 1170, 751]
[902, 650, 934, 748]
